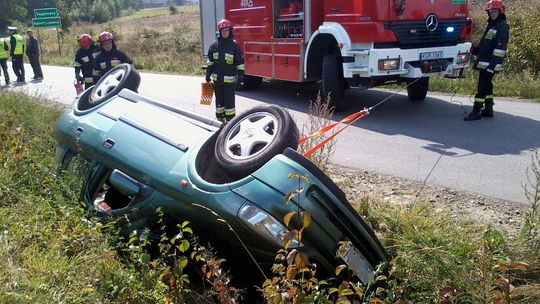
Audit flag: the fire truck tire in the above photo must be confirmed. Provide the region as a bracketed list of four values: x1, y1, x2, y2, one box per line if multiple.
[236, 75, 263, 91]
[406, 77, 429, 101]
[322, 52, 345, 110]
[214, 105, 299, 175]
[247, 76, 263, 89]
[78, 64, 140, 111]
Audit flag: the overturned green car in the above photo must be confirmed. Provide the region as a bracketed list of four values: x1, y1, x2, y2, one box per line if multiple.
[55, 64, 388, 285]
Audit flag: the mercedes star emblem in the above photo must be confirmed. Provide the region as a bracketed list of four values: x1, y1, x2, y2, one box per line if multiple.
[426, 14, 438, 32]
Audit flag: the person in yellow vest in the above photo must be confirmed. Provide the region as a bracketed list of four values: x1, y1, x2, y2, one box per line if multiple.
[0, 37, 9, 85]
[8, 26, 25, 83]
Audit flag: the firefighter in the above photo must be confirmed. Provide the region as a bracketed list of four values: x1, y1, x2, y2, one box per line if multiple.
[205, 19, 245, 123]
[74, 34, 101, 90]
[8, 26, 25, 83]
[464, 0, 509, 121]
[0, 37, 10, 85]
[93, 31, 132, 83]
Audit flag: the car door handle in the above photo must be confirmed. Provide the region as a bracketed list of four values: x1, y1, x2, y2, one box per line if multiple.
[75, 127, 83, 136]
[102, 138, 115, 149]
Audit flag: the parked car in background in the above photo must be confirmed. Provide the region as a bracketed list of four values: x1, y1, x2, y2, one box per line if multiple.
[54, 64, 388, 285]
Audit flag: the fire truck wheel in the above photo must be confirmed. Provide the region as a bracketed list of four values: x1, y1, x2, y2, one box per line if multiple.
[236, 75, 263, 91]
[322, 52, 345, 110]
[214, 105, 299, 175]
[406, 77, 429, 101]
[78, 64, 140, 111]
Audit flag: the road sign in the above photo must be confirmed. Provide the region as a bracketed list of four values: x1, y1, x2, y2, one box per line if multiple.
[34, 8, 58, 18]
[32, 17, 62, 28]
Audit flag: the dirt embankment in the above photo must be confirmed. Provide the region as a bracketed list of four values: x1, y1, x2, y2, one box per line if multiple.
[328, 165, 531, 238]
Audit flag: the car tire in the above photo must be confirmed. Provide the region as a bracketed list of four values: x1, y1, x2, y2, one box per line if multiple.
[214, 105, 299, 175]
[406, 77, 429, 101]
[77, 64, 140, 111]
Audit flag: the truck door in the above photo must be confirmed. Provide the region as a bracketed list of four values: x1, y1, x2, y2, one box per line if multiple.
[200, 0, 225, 57]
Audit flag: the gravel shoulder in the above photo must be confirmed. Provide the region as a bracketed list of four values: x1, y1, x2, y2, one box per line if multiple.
[328, 164, 531, 238]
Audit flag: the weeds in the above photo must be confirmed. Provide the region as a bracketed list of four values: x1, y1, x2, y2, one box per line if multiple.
[298, 93, 336, 174]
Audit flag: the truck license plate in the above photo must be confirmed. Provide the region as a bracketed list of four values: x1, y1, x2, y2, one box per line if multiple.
[420, 51, 443, 60]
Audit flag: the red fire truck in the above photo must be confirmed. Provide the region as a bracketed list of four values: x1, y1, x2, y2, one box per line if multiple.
[200, 0, 472, 110]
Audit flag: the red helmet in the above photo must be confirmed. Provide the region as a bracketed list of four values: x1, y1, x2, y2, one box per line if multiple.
[98, 31, 114, 44]
[217, 19, 232, 31]
[485, 0, 505, 14]
[77, 34, 93, 48]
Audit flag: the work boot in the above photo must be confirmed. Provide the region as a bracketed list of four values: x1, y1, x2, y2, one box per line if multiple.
[481, 99, 494, 117]
[464, 102, 483, 121]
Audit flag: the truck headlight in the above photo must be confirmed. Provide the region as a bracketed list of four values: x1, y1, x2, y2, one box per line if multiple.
[457, 52, 471, 64]
[238, 203, 300, 248]
[378, 58, 400, 70]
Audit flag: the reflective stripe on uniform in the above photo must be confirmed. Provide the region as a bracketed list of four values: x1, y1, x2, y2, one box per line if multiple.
[477, 61, 489, 69]
[74, 62, 82, 67]
[485, 95, 493, 99]
[225, 108, 236, 115]
[81, 56, 90, 63]
[85, 77, 93, 84]
[216, 106, 225, 114]
[207, 59, 214, 66]
[493, 49, 506, 58]
[475, 97, 485, 103]
[211, 73, 218, 81]
[494, 64, 502, 71]
[111, 59, 121, 66]
[224, 75, 236, 83]
[93, 69, 100, 76]
[100, 62, 106, 69]
[236, 64, 245, 71]
[225, 53, 234, 64]
[92, 52, 100, 58]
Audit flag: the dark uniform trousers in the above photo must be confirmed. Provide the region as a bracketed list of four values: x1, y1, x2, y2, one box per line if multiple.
[475, 70, 494, 105]
[214, 84, 236, 120]
[12, 55, 24, 81]
[0, 59, 9, 83]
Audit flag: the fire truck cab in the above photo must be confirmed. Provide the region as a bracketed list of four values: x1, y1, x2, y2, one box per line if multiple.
[200, 0, 472, 110]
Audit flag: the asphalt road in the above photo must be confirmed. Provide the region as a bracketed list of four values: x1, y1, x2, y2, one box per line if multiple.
[5, 64, 540, 204]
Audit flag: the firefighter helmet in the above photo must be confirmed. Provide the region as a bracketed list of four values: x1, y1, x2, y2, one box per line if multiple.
[485, 0, 505, 14]
[98, 31, 114, 44]
[77, 34, 93, 48]
[217, 19, 232, 31]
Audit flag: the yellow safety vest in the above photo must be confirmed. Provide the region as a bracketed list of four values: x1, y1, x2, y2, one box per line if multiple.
[13, 34, 24, 55]
[0, 39, 7, 59]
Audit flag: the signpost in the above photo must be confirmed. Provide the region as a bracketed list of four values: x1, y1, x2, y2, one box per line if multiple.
[31, 8, 62, 56]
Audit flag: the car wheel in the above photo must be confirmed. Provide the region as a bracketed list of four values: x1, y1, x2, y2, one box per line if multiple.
[77, 64, 140, 111]
[214, 105, 299, 175]
[406, 77, 429, 101]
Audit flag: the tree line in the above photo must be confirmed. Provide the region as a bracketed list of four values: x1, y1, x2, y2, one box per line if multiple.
[0, 0, 144, 31]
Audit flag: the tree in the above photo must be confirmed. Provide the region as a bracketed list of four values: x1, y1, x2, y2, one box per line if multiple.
[0, 0, 28, 31]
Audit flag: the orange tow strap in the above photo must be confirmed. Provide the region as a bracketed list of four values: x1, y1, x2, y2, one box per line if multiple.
[299, 108, 370, 158]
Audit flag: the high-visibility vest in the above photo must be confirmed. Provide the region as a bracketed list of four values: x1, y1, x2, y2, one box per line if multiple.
[12, 34, 24, 55]
[0, 39, 7, 59]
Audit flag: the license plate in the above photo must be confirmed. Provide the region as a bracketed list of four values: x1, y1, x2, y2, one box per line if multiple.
[342, 242, 374, 283]
[420, 51, 443, 60]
